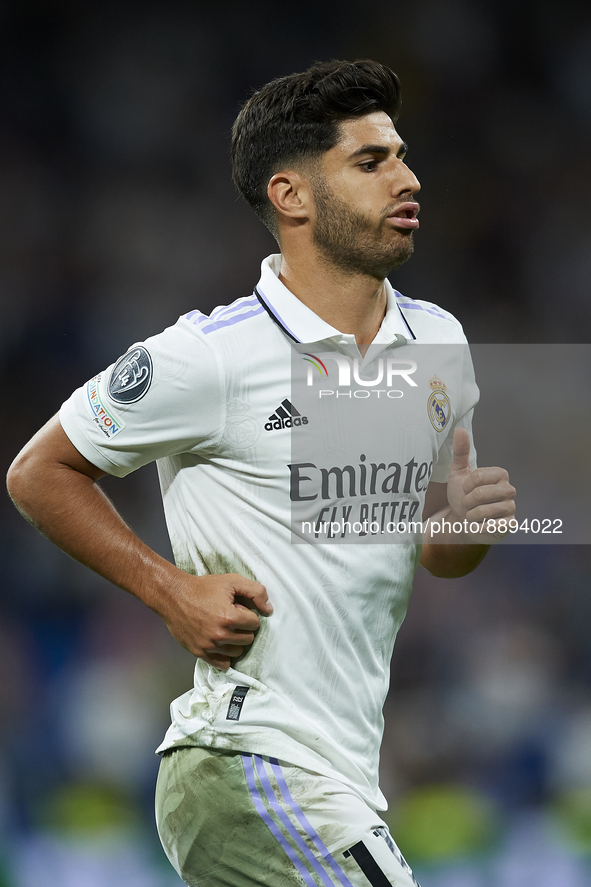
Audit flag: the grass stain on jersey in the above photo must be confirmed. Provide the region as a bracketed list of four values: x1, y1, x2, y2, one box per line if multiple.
[175, 550, 256, 582]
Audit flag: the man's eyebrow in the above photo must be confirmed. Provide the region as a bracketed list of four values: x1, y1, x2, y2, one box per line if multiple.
[348, 142, 408, 160]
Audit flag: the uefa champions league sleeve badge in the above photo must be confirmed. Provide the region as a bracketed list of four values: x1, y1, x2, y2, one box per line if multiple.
[427, 375, 451, 432]
[108, 346, 153, 404]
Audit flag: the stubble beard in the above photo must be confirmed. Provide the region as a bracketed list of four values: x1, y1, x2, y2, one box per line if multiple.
[310, 176, 415, 280]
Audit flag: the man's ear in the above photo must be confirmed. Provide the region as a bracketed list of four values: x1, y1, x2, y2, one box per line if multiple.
[267, 171, 314, 225]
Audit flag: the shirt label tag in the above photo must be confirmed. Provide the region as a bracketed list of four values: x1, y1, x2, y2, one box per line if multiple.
[226, 686, 249, 721]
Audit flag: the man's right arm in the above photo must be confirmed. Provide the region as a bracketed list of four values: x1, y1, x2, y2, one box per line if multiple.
[6, 415, 272, 669]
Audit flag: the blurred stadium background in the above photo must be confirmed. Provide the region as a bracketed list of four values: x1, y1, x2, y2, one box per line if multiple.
[1, 1, 591, 884]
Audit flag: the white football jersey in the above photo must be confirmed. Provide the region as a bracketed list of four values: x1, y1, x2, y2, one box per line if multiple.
[59, 255, 478, 811]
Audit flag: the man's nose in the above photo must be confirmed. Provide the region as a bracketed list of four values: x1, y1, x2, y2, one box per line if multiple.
[392, 161, 421, 198]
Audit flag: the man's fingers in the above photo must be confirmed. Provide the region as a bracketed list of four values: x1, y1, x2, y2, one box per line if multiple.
[451, 427, 471, 472]
[204, 653, 232, 670]
[463, 478, 516, 507]
[228, 604, 261, 633]
[464, 483, 516, 523]
[164, 572, 273, 668]
[460, 465, 516, 524]
[215, 626, 256, 647]
[466, 497, 516, 518]
[252, 589, 273, 614]
[463, 472, 516, 521]
[228, 574, 273, 615]
[211, 642, 248, 657]
[463, 466, 511, 495]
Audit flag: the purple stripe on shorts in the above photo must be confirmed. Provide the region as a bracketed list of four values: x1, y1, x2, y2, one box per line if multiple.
[253, 756, 336, 887]
[269, 758, 355, 887]
[200, 305, 265, 334]
[242, 755, 318, 887]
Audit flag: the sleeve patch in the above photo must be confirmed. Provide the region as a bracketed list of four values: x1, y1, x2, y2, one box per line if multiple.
[86, 376, 126, 438]
[108, 346, 153, 403]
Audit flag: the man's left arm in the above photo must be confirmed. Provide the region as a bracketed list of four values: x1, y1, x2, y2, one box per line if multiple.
[419, 427, 516, 578]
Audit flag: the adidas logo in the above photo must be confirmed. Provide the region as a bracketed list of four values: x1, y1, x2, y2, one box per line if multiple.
[264, 399, 309, 431]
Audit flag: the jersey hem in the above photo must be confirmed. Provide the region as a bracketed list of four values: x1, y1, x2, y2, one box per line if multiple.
[155, 729, 387, 813]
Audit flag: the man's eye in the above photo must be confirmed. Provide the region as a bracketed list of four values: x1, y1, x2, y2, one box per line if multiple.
[360, 160, 378, 171]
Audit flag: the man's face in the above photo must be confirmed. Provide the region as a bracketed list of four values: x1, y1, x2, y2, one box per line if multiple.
[310, 111, 421, 280]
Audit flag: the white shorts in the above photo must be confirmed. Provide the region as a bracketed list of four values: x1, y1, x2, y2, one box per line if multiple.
[156, 746, 420, 887]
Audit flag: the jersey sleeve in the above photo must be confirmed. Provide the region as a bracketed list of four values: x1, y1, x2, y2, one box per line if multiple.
[59, 317, 225, 477]
[430, 342, 480, 484]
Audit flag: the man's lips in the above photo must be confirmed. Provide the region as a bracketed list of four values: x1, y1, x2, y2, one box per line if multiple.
[385, 202, 420, 230]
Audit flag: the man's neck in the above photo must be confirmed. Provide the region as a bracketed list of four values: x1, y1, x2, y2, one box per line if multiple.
[278, 250, 388, 349]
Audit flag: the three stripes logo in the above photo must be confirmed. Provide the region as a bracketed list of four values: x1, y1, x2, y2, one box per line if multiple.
[265, 399, 309, 432]
[242, 753, 421, 887]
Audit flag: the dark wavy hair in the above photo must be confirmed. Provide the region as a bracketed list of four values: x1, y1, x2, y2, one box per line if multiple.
[231, 59, 402, 237]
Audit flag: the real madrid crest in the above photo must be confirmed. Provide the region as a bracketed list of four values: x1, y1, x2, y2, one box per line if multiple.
[427, 375, 451, 432]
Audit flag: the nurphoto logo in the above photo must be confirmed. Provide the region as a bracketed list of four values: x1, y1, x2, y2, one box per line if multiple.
[303, 352, 418, 399]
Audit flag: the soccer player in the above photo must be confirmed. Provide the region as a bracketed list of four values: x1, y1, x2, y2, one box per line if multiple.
[7, 60, 515, 886]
